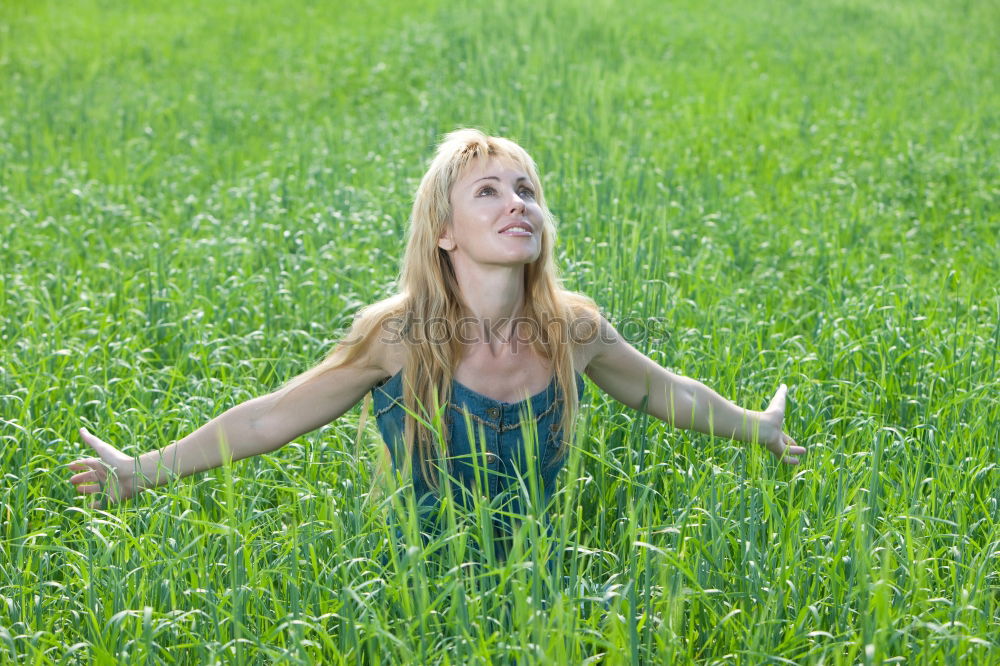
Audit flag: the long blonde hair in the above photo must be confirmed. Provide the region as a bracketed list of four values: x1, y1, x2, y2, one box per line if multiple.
[286, 128, 599, 486]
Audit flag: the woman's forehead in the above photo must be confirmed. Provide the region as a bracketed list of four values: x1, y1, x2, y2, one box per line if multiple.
[456, 155, 534, 185]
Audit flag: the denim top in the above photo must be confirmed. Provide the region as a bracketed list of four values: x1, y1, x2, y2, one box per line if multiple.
[370, 369, 586, 531]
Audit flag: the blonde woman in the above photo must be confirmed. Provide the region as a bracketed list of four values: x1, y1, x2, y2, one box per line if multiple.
[68, 129, 805, 549]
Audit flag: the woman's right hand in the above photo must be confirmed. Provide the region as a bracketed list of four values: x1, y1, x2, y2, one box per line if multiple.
[68, 427, 142, 508]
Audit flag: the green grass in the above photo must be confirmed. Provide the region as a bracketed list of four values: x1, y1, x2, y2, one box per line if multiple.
[2, 0, 998, 662]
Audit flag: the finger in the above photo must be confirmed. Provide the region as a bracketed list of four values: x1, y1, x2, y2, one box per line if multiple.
[80, 426, 103, 447]
[69, 470, 99, 484]
[771, 448, 799, 464]
[75, 484, 102, 495]
[767, 439, 802, 465]
[783, 434, 806, 455]
[766, 384, 788, 413]
[80, 428, 115, 459]
[67, 459, 99, 472]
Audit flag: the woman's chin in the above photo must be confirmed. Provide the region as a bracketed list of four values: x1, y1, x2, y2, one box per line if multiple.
[504, 251, 541, 267]
[497, 242, 541, 265]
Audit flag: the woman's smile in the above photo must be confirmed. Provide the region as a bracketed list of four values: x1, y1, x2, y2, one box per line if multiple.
[498, 219, 534, 236]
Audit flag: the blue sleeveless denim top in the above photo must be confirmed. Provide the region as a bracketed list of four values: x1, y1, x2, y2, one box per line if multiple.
[370, 369, 585, 536]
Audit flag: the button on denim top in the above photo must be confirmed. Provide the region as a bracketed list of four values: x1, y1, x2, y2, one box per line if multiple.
[371, 370, 585, 532]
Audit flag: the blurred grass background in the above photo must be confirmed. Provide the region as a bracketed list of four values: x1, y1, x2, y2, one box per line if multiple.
[1, 0, 998, 662]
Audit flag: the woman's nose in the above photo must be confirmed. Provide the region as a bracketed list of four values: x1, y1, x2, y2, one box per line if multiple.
[508, 192, 526, 214]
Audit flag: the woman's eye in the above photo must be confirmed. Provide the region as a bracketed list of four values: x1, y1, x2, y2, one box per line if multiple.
[477, 186, 496, 196]
[518, 187, 535, 199]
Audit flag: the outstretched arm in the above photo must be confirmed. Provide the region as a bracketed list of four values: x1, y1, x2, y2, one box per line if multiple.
[583, 316, 804, 464]
[68, 345, 388, 506]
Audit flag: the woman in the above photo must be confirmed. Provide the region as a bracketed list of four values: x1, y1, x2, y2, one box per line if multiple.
[68, 129, 805, 544]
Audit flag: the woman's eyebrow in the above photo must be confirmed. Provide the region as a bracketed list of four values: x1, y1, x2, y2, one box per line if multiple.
[473, 175, 531, 184]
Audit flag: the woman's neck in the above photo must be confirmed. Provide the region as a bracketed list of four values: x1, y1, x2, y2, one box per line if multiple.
[452, 262, 526, 349]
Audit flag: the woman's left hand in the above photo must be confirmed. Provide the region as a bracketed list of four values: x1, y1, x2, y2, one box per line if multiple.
[758, 384, 806, 465]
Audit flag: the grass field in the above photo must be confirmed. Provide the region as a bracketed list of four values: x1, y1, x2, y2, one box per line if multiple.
[2, 0, 999, 662]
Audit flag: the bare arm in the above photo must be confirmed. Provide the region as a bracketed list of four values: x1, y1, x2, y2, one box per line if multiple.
[68, 341, 389, 505]
[583, 316, 804, 464]
[139, 358, 385, 487]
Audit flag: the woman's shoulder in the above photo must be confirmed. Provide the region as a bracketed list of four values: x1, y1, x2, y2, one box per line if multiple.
[344, 294, 408, 380]
[556, 289, 605, 371]
[372, 336, 406, 380]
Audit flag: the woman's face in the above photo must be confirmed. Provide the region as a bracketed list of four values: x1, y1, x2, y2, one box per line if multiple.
[440, 157, 544, 269]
